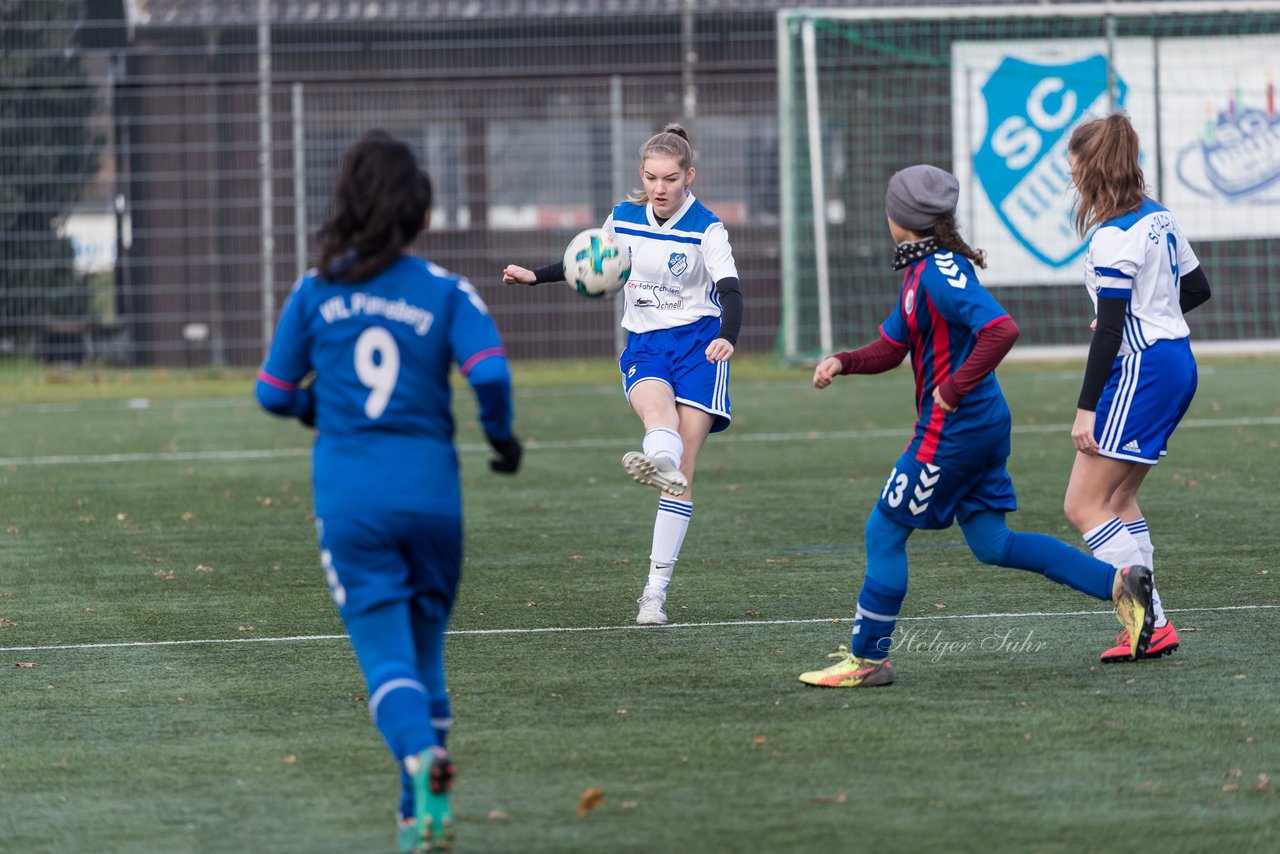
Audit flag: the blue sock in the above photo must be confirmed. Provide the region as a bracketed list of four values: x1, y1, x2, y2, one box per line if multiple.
[344, 601, 435, 762]
[410, 606, 451, 747]
[852, 507, 911, 660]
[400, 604, 451, 820]
[960, 510, 1115, 601]
[369, 673, 432, 759]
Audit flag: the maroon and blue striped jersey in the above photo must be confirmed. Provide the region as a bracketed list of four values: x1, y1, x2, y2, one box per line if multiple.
[879, 251, 1012, 465]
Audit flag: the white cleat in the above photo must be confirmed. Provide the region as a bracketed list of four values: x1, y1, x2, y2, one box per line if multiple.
[622, 451, 688, 497]
[635, 591, 669, 625]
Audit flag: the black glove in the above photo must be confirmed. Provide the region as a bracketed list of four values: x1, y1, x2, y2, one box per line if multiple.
[487, 435, 522, 474]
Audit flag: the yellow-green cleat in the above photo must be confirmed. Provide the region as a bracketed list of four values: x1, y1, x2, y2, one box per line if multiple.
[1112, 565, 1155, 660]
[799, 645, 895, 688]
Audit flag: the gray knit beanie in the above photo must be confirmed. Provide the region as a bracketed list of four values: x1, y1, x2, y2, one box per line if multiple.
[884, 164, 959, 232]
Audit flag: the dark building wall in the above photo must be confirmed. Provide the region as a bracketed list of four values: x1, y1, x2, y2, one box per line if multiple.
[118, 13, 783, 365]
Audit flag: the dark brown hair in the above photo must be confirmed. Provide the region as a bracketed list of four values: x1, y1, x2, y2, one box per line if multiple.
[929, 216, 987, 269]
[627, 122, 694, 204]
[317, 130, 433, 283]
[1068, 113, 1145, 237]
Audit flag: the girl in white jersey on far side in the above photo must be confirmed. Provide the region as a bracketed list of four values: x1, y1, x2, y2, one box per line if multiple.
[1063, 113, 1213, 662]
[502, 123, 744, 626]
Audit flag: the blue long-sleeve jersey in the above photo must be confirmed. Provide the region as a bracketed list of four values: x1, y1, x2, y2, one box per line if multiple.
[256, 255, 513, 518]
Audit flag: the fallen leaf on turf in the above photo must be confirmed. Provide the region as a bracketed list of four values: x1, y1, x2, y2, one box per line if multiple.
[487, 810, 509, 822]
[181, 512, 195, 521]
[280, 755, 297, 764]
[6, 526, 19, 535]
[933, 603, 946, 609]
[0, 618, 17, 629]
[752, 736, 766, 746]
[745, 610, 760, 617]
[1252, 774, 1271, 791]
[577, 787, 605, 817]
[1222, 784, 1239, 792]
[615, 709, 627, 716]
[811, 792, 847, 803]
[195, 565, 213, 572]
[621, 800, 638, 809]
[1225, 769, 1243, 778]
[16, 661, 36, 668]
[116, 513, 127, 522]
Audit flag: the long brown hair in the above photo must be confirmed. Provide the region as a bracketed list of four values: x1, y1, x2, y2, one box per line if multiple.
[1068, 113, 1146, 237]
[627, 123, 694, 204]
[929, 216, 987, 269]
[316, 130, 433, 283]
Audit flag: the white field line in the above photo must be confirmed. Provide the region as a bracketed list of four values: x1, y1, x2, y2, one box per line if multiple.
[1, 604, 1275, 654]
[1, 415, 1278, 468]
[0, 362, 1234, 415]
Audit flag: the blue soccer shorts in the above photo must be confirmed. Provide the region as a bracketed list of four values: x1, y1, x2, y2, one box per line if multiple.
[1094, 337, 1197, 465]
[619, 314, 731, 433]
[876, 447, 1018, 530]
[316, 512, 462, 622]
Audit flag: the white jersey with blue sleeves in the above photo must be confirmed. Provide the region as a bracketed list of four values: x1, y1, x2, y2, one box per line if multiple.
[605, 192, 738, 335]
[1084, 197, 1199, 355]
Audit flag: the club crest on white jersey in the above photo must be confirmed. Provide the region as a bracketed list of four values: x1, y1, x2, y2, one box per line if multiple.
[605, 193, 738, 335]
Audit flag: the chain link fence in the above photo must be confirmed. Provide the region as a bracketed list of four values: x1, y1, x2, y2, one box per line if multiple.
[3, 1, 1271, 370]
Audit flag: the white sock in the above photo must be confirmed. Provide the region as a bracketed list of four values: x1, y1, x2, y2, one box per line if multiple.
[647, 498, 692, 592]
[1084, 517, 1143, 585]
[642, 427, 683, 470]
[1125, 518, 1166, 627]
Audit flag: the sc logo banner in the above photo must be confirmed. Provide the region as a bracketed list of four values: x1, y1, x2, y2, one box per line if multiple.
[974, 54, 1126, 268]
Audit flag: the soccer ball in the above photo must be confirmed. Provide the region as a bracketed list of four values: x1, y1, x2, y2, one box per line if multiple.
[563, 228, 630, 298]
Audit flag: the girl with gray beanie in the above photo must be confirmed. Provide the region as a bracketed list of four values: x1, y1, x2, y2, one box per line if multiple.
[799, 164, 1154, 689]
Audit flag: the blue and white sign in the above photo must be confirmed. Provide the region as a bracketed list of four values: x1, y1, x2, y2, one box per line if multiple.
[1158, 35, 1280, 240]
[953, 40, 1157, 285]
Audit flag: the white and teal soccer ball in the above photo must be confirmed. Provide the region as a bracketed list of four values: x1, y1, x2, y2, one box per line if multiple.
[563, 228, 630, 298]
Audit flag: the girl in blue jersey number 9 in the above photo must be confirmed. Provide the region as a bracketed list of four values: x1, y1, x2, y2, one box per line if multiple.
[1063, 113, 1212, 663]
[502, 123, 744, 627]
[799, 164, 1154, 689]
[256, 131, 521, 852]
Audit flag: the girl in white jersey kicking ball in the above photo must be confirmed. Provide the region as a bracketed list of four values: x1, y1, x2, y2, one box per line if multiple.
[502, 123, 743, 626]
[1064, 113, 1212, 662]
